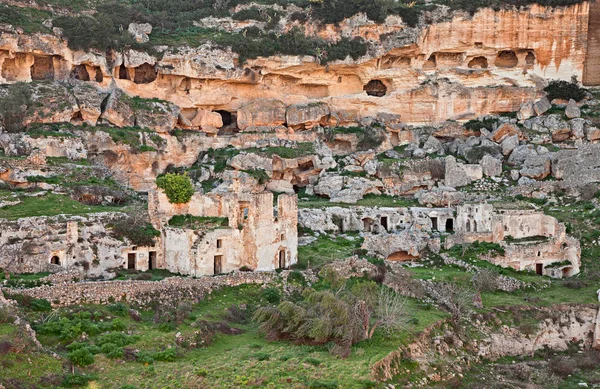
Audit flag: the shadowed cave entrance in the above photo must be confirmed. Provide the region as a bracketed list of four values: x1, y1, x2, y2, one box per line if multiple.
[364, 80, 387, 97]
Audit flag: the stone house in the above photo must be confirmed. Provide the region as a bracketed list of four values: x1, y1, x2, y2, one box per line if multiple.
[148, 190, 298, 276]
[447, 203, 580, 278]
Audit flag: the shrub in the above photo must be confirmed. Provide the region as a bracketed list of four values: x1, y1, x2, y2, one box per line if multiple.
[0, 82, 32, 133]
[112, 212, 160, 247]
[156, 173, 195, 204]
[261, 287, 281, 304]
[548, 357, 575, 378]
[68, 347, 95, 367]
[153, 347, 177, 362]
[544, 79, 588, 102]
[62, 374, 97, 388]
[101, 342, 124, 359]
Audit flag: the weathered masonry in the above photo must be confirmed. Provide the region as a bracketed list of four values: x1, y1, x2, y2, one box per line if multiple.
[148, 190, 298, 276]
[446, 203, 581, 278]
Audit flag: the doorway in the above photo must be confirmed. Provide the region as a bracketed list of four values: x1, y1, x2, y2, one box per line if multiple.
[279, 250, 286, 269]
[127, 253, 136, 269]
[51, 256, 60, 265]
[148, 251, 156, 270]
[380, 216, 388, 231]
[535, 263, 543, 275]
[431, 217, 438, 231]
[214, 255, 223, 275]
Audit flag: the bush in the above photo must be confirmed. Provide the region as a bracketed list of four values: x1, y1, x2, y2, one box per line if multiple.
[153, 347, 177, 362]
[0, 83, 32, 133]
[68, 347, 95, 367]
[156, 173, 195, 204]
[544, 79, 588, 102]
[62, 374, 97, 388]
[101, 342, 124, 359]
[261, 287, 281, 304]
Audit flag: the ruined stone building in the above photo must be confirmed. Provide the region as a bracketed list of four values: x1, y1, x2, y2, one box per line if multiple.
[0, 190, 298, 278]
[299, 206, 454, 234]
[446, 203, 580, 278]
[147, 190, 298, 277]
[0, 213, 141, 277]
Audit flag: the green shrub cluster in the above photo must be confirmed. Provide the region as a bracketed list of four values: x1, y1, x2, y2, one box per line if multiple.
[544, 79, 588, 102]
[0, 83, 32, 133]
[156, 173, 195, 204]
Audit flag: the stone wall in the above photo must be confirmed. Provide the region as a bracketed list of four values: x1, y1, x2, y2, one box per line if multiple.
[3, 271, 277, 308]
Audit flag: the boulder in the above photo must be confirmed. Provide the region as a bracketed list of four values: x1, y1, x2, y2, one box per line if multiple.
[569, 118, 586, 139]
[71, 82, 108, 125]
[444, 155, 483, 188]
[128, 23, 152, 43]
[313, 174, 344, 197]
[286, 102, 330, 128]
[237, 99, 286, 131]
[330, 177, 383, 204]
[586, 127, 600, 142]
[191, 110, 223, 129]
[135, 100, 180, 133]
[100, 89, 135, 127]
[22, 82, 78, 125]
[520, 154, 551, 180]
[481, 155, 502, 177]
[362, 230, 430, 260]
[501, 134, 519, 156]
[490, 122, 520, 143]
[423, 135, 443, 154]
[534, 97, 552, 116]
[517, 101, 535, 121]
[228, 153, 273, 176]
[565, 99, 581, 119]
[508, 144, 538, 166]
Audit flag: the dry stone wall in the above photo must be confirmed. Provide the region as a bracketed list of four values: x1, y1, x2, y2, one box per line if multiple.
[4, 272, 277, 308]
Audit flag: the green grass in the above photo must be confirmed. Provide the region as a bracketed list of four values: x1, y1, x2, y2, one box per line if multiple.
[244, 143, 316, 159]
[3, 284, 447, 389]
[297, 233, 363, 269]
[0, 191, 127, 220]
[168, 214, 229, 229]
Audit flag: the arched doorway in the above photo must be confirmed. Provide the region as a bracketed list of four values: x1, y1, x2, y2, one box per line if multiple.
[50, 256, 60, 265]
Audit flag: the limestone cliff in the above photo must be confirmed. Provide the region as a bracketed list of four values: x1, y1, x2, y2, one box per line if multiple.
[0, 2, 594, 128]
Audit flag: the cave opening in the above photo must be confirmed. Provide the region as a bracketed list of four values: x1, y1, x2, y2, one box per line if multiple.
[468, 56, 488, 69]
[94, 68, 104, 82]
[2, 57, 19, 81]
[364, 79, 387, 97]
[71, 64, 90, 81]
[118, 65, 130, 80]
[31, 55, 55, 81]
[216, 110, 232, 126]
[423, 54, 437, 69]
[133, 62, 157, 84]
[387, 251, 419, 261]
[525, 51, 536, 66]
[495, 50, 518, 68]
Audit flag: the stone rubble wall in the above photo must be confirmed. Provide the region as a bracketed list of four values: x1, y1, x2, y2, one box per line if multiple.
[3, 271, 278, 308]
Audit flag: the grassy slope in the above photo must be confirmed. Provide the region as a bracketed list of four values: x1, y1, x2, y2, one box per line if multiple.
[1, 285, 447, 389]
[0, 190, 127, 220]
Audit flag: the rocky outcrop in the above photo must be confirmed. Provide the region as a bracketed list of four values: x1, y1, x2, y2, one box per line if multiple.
[362, 230, 432, 260]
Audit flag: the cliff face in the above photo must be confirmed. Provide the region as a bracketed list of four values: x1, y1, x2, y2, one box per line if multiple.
[583, 0, 600, 85]
[0, 2, 593, 126]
